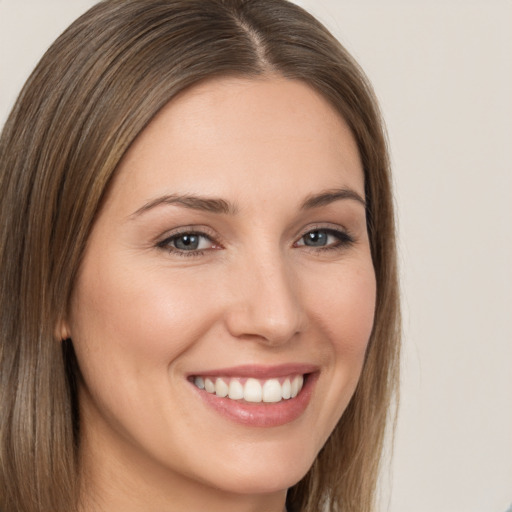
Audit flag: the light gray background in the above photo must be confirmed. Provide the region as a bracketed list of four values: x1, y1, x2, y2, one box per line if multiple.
[1, 1, 511, 511]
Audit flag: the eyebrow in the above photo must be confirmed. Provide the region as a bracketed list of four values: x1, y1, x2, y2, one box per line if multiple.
[130, 194, 237, 218]
[130, 187, 365, 219]
[300, 188, 366, 210]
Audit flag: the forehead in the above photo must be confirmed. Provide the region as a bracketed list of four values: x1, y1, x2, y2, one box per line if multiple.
[109, 76, 364, 214]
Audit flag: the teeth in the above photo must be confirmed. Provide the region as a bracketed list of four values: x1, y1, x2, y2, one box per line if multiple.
[244, 378, 262, 402]
[262, 379, 282, 403]
[215, 378, 229, 398]
[204, 378, 215, 393]
[194, 376, 205, 390]
[291, 375, 303, 398]
[194, 375, 305, 403]
[282, 378, 291, 399]
[228, 379, 244, 400]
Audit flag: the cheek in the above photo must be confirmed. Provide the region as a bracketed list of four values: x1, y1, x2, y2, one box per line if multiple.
[67, 258, 228, 463]
[309, 259, 376, 424]
[68, 256, 222, 402]
[337, 272, 376, 356]
[335, 265, 376, 390]
[72, 258, 209, 348]
[311, 258, 376, 355]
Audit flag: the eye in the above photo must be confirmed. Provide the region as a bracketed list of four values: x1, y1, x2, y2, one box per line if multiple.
[158, 231, 217, 254]
[295, 228, 353, 250]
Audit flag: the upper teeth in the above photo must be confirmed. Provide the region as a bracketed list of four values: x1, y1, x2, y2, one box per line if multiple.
[193, 375, 304, 403]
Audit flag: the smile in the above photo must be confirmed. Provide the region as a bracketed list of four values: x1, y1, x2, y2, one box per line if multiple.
[188, 364, 318, 427]
[192, 375, 305, 403]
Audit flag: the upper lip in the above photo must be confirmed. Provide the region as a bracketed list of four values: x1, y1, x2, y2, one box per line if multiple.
[188, 363, 319, 379]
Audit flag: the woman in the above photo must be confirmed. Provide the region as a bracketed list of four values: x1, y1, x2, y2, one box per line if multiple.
[0, 1, 400, 511]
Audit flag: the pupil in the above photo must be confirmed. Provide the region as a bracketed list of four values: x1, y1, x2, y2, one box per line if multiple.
[175, 234, 199, 250]
[305, 231, 327, 246]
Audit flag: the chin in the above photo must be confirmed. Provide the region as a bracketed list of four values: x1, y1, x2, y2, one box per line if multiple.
[192, 437, 319, 496]
[209, 465, 309, 496]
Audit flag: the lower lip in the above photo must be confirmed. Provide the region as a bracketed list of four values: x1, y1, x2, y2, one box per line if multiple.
[191, 373, 318, 427]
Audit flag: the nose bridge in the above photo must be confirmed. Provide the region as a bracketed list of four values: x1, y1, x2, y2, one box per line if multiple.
[225, 245, 304, 345]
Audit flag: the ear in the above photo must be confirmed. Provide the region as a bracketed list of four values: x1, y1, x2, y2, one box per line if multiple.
[55, 317, 71, 341]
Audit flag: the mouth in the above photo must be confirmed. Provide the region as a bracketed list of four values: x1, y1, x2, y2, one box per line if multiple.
[187, 365, 318, 427]
[191, 374, 305, 404]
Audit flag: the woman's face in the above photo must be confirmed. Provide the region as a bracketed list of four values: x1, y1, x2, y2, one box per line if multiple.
[64, 77, 376, 509]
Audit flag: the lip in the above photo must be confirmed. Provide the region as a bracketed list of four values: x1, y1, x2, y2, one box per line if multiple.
[188, 364, 319, 428]
[188, 363, 319, 379]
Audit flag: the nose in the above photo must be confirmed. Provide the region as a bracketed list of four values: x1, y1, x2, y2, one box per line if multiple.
[224, 253, 306, 346]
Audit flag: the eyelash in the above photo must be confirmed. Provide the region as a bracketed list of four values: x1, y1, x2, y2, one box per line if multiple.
[157, 226, 354, 258]
[294, 227, 354, 252]
[156, 228, 219, 258]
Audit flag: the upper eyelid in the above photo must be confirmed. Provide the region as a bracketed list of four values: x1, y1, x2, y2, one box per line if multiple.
[295, 226, 353, 244]
[297, 223, 351, 238]
[157, 226, 220, 245]
[159, 231, 212, 243]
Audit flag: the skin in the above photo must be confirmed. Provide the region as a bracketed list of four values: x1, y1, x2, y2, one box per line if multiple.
[62, 76, 376, 512]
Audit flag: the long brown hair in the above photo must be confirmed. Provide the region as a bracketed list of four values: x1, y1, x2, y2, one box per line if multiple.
[0, 1, 400, 511]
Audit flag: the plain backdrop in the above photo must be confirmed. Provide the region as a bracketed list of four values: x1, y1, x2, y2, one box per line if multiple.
[1, 1, 511, 511]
